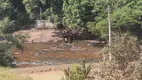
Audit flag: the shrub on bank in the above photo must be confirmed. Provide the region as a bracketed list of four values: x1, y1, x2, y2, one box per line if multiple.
[62, 60, 91, 80]
[93, 34, 142, 80]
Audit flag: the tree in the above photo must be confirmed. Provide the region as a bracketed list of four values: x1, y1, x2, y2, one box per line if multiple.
[87, 0, 142, 39]
[0, 18, 23, 67]
[23, 0, 63, 22]
[42, 0, 63, 23]
[62, 0, 94, 31]
[22, 0, 42, 19]
[0, 0, 24, 67]
[0, 17, 15, 34]
[0, 0, 13, 19]
[111, 0, 142, 35]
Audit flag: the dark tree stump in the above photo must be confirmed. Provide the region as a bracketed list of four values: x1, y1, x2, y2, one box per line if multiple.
[64, 35, 73, 43]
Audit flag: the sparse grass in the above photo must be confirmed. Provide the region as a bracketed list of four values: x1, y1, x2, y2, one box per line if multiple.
[0, 67, 10, 71]
[0, 67, 33, 80]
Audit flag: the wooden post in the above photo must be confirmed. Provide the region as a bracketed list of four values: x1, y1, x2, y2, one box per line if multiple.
[108, 6, 112, 61]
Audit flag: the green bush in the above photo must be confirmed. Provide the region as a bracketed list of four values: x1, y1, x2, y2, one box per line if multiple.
[0, 43, 14, 67]
[0, 34, 24, 67]
[0, 17, 15, 34]
[62, 60, 91, 80]
[42, 8, 59, 24]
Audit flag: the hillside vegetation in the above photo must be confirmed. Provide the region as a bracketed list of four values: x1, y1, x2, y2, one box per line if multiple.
[0, 0, 141, 38]
[0, 1, 142, 80]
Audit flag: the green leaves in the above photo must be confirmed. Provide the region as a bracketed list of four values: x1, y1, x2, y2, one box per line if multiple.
[87, 0, 142, 39]
[62, 0, 94, 30]
[40, 0, 46, 5]
[0, 0, 141, 39]
[22, 0, 63, 21]
[22, 0, 40, 19]
[0, 0, 13, 19]
[42, 7, 59, 23]
[111, 0, 142, 34]
[63, 60, 91, 80]
[0, 17, 15, 34]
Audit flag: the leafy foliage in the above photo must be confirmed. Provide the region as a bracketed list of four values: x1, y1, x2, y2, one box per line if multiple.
[42, 7, 59, 23]
[0, 0, 141, 38]
[62, 60, 91, 80]
[22, 0, 63, 22]
[0, 17, 24, 67]
[22, 0, 42, 19]
[0, 34, 24, 67]
[0, 0, 13, 19]
[88, 0, 142, 39]
[62, 0, 94, 31]
[0, 43, 14, 67]
[0, 17, 15, 34]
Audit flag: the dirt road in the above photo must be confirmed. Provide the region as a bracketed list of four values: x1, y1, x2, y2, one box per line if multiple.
[8, 63, 100, 80]
[22, 70, 64, 80]
[8, 64, 71, 80]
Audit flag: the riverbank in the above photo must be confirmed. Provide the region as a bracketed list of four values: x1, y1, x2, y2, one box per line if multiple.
[12, 40, 103, 67]
[8, 63, 101, 80]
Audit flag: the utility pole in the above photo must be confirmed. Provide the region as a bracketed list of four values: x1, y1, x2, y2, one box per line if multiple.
[108, 6, 111, 46]
[40, 8, 42, 20]
[108, 6, 112, 61]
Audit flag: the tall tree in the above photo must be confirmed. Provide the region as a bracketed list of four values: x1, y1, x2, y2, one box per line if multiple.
[42, 0, 63, 23]
[0, 0, 13, 19]
[23, 0, 63, 21]
[87, 0, 142, 38]
[62, 0, 94, 31]
[22, 0, 42, 19]
[0, 0, 24, 67]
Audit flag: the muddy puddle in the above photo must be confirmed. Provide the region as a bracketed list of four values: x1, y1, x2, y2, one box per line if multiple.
[12, 40, 104, 67]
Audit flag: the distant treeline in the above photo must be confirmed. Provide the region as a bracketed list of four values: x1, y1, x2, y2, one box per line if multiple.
[0, 0, 142, 39]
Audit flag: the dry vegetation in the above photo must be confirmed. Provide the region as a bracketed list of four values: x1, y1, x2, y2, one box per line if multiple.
[92, 34, 142, 80]
[62, 34, 142, 80]
[0, 67, 32, 80]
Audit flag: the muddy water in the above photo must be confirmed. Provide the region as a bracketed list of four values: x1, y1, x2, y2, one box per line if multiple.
[12, 40, 103, 67]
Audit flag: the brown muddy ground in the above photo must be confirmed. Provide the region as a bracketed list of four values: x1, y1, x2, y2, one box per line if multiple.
[12, 29, 104, 67]
[13, 29, 62, 43]
[10, 29, 104, 80]
[12, 40, 103, 67]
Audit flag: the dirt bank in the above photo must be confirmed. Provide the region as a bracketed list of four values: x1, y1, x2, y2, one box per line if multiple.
[8, 63, 100, 80]
[13, 28, 62, 43]
[12, 41, 103, 67]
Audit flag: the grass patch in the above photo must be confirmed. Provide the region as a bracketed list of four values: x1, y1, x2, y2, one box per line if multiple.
[0, 67, 32, 80]
[0, 67, 10, 71]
